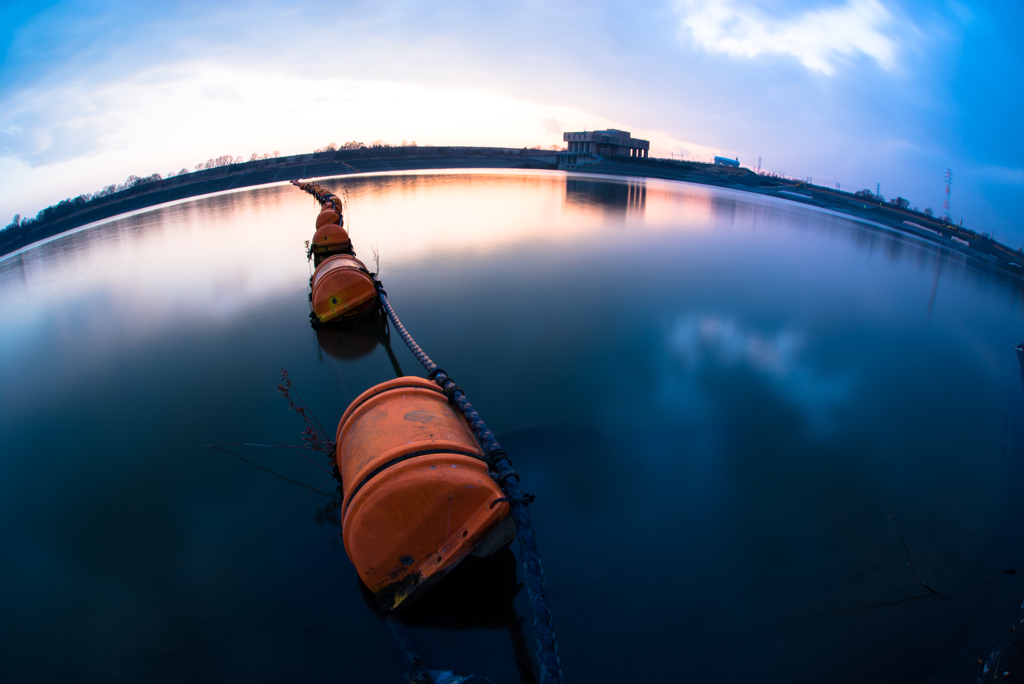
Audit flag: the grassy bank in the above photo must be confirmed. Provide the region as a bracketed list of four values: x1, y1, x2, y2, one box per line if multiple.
[594, 155, 1024, 281]
[3, 148, 1021, 283]
[0, 146, 556, 258]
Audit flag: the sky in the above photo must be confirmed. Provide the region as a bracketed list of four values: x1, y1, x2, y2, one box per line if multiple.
[0, 0, 1021, 243]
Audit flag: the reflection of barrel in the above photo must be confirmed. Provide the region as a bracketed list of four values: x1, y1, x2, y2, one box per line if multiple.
[336, 377, 511, 609]
[310, 255, 376, 324]
[315, 325, 379, 360]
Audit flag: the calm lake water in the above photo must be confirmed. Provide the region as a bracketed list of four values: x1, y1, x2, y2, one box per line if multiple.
[2, 170, 1023, 683]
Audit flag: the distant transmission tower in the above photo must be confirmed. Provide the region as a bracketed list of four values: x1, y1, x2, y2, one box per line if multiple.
[943, 168, 953, 221]
[876, 182, 880, 198]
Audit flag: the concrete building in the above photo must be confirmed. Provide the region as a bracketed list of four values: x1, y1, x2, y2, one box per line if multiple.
[563, 129, 650, 159]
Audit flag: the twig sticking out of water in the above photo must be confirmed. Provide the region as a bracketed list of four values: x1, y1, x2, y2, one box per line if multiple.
[812, 499, 1018, 619]
[340, 187, 350, 222]
[809, 592, 937, 618]
[970, 568, 1019, 593]
[209, 442, 317, 450]
[204, 372, 344, 526]
[881, 495, 945, 598]
[205, 445, 333, 496]
[278, 369, 335, 461]
[206, 442, 333, 476]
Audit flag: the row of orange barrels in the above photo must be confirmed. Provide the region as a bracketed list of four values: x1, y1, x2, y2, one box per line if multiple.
[293, 181, 378, 326]
[291, 180, 514, 611]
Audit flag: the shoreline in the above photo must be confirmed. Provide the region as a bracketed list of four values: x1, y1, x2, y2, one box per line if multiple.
[3, 150, 1023, 681]
[590, 156, 1023, 281]
[0, 148, 548, 259]
[2, 149, 1021, 283]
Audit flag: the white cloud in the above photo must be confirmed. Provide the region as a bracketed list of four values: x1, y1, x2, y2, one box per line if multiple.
[669, 316, 804, 377]
[668, 315, 853, 432]
[0, 59, 723, 220]
[540, 117, 563, 136]
[675, 0, 901, 75]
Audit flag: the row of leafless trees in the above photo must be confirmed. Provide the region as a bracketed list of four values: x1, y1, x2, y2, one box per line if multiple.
[853, 188, 931, 214]
[189, 151, 281, 173]
[313, 140, 421, 153]
[2, 140, 561, 240]
[2, 149, 284, 238]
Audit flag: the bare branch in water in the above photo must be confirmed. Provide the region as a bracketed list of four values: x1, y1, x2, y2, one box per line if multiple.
[277, 369, 335, 459]
[207, 442, 333, 476]
[881, 495, 945, 598]
[969, 567, 1019, 593]
[207, 371, 344, 526]
[809, 593, 937, 618]
[205, 445, 332, 496]
[809, 496, 949, 619]
[208, 442, 316, 450]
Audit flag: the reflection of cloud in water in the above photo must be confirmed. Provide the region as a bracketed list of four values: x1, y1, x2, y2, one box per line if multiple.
[666, 315, 852, 433]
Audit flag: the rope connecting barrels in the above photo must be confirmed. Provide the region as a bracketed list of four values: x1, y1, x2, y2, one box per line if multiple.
[384, 615, 433, 684]
[372, 275, 564, 684]
[293, 179, 563, 682]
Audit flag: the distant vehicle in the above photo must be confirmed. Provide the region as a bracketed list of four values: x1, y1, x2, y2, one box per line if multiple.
[714, 156, 739, 167]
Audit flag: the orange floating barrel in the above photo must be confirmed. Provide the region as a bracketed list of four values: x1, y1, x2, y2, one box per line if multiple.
[316, 209, 342, 229]
[310, 255, 376, 324]
[336, 377, 512, 608]
[311, 223, 352, 266]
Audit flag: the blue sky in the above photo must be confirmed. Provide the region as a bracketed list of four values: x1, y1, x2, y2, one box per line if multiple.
[1, 0, 1021, 242]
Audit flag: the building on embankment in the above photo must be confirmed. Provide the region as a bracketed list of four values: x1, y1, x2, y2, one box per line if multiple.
[562, 129, 650, 162]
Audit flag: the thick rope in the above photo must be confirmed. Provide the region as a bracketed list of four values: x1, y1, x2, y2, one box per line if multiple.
[383, 614, 433, 684]
[372, 275, 564, 684]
